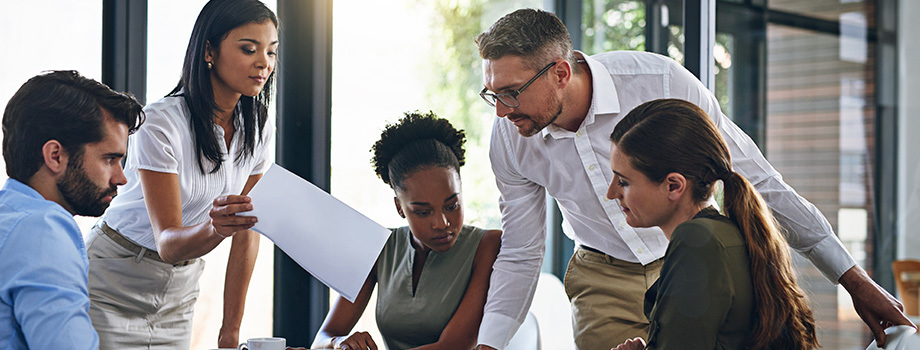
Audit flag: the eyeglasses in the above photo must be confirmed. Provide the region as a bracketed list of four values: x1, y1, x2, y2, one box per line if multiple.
[480, 61, 557, 108]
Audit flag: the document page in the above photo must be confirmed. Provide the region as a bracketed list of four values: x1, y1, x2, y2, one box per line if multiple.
[247, 164, 390, 302]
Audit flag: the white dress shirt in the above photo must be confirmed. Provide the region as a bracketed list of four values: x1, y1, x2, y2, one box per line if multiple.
[102, 95, 273, 250]
[478, 50, 856, 348]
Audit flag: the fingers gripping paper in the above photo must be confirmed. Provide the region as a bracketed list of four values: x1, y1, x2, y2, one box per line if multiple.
[247, 164, 390, 302]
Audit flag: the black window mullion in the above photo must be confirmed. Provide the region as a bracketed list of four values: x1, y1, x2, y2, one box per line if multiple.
[102, 0, 147, 105]
[274, 0, 333, 344]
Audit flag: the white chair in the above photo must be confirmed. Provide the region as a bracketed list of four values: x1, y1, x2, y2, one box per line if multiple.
[503, 272, 576, 350]
[865, 325, 920, 350]
[530, 273, 575, 350]
[505, 311, 540, 350]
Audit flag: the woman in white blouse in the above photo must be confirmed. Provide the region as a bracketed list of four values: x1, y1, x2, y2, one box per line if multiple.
[85, 0, 278, 348]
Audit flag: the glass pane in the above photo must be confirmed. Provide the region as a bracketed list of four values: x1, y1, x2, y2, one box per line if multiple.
[147, 0, 208, 104]
[0, 1, 102, 232]
[714, 6, 766, 141]
[581, 0, 647, 53]
[147, 1, 277, 347]
[770, 0, 875, 27]
[331, 0, 540, 347]
[713, 32, 734, 117]
[580, 0, 685, 65]
[766, 22, 875, 348]
[666, 0, 685, 64]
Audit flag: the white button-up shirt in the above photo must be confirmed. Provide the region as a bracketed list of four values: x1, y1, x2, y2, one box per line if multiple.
[478, 50, 856, 348]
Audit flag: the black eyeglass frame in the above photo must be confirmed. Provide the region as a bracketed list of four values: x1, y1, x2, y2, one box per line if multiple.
[480, 61, 558, 108]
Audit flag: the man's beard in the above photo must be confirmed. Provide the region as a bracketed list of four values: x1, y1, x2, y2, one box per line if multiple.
[511, 97, 563, 137]
[57, 155, 117, 217]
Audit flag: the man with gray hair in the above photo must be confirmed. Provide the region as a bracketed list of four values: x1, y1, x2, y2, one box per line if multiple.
[474, 8, 912, 350]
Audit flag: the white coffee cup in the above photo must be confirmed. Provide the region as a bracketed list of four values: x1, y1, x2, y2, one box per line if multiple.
[237, 337, 286, 350]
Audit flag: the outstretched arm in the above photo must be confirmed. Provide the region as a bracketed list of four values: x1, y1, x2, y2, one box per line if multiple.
[477, 118, 548, 349]
[217, 173, 264, 347]
[216, 229, 259, 346]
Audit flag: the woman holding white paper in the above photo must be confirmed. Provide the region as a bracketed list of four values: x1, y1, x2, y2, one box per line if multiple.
[85, 0, 277, 348]
[312, 112, 502, 350]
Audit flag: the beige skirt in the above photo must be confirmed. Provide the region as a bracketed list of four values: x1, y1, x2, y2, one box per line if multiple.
[86, 224, 204, 350]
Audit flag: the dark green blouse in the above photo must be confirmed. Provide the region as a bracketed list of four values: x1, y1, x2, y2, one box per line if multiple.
[644, 207, 754, 349]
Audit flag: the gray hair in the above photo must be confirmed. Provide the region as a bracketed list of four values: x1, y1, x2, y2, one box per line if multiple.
[475, 8, 576, 71]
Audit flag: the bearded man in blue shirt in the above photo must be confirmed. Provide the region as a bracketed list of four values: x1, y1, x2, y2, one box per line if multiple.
[0, 70, 144, 349]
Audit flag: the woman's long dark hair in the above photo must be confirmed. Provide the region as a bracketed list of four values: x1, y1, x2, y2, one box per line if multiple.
[610, 98, 819, 350]
[169, 0, 277, 173]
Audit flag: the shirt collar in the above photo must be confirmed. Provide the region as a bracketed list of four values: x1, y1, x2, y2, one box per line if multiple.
[3, 178, 44, 200]
[694, 206, 723, 220]
[540, 51, 622, 139]
[582, 51, 621, 116]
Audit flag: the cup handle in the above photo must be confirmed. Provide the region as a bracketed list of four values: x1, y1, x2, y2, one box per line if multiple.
[237, 344, 248, 350]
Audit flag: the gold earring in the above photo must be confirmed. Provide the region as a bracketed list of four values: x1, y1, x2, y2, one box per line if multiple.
[207, 62, 212, 70]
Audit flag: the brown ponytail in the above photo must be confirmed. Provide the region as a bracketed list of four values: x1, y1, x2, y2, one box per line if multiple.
[721, 171, 818, 349]
[611, 98, 819, 349]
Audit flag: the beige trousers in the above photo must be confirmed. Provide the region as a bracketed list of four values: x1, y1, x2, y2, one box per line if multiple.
[564, 246, 663, 350]
[86, 226, 204, 350]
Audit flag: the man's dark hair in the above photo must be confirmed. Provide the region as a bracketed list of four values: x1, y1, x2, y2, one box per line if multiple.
[2, 70, 145, 182]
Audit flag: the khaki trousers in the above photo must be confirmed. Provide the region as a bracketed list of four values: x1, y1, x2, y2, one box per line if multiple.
[86, 226, 204, 350]
[564, 246, 663, 350]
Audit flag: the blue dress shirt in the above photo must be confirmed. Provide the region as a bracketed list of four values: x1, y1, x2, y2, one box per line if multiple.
[0, 179, 98, 349]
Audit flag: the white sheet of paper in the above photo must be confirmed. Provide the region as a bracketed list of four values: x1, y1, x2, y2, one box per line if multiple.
[247, 164, 390, 302]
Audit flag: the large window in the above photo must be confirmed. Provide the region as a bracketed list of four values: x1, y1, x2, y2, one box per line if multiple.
[0, 1, 102, 230]
[718, 1, 880, 347]
[764, 18, 877, 347]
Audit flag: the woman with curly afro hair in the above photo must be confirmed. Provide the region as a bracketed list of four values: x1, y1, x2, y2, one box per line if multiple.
[313, 111, 502, 350]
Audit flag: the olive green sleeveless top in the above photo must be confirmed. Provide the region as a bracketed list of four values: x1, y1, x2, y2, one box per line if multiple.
[375, 225, 486, 350]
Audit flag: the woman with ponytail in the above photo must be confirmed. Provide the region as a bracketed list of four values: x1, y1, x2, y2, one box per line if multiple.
[312, 112, 501, 350]
[608, 99, 819, 350]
